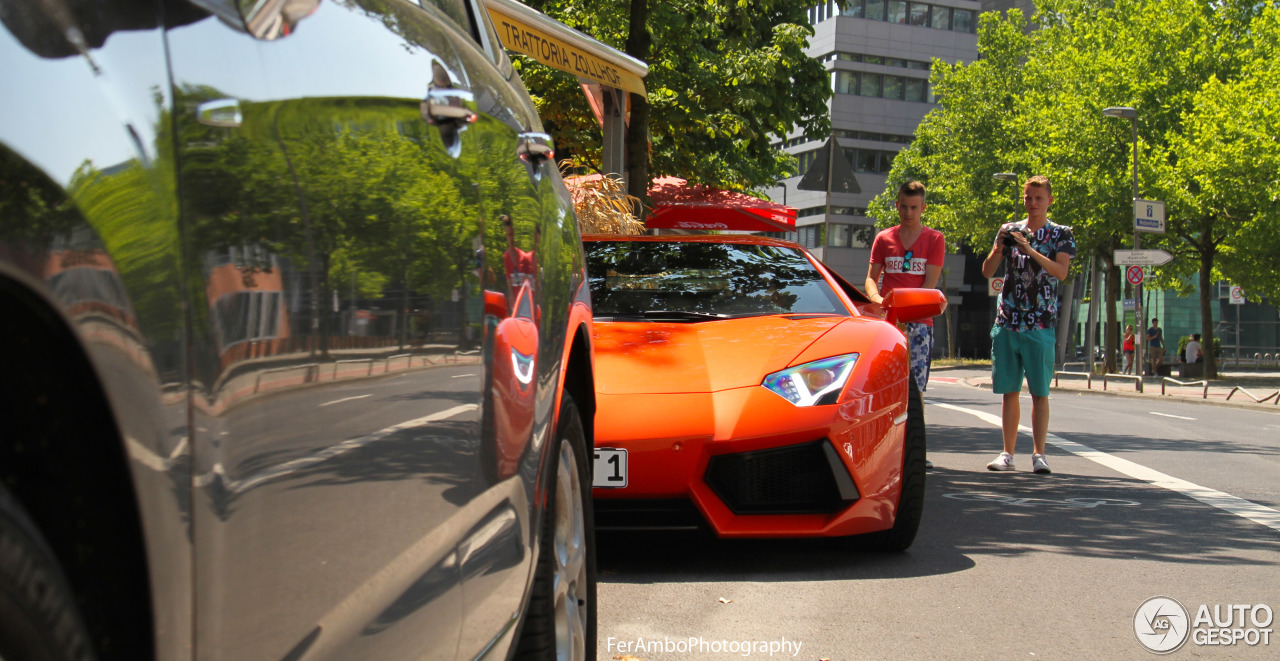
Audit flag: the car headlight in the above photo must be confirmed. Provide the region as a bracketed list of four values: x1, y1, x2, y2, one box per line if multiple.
[761, 353, 859, 407]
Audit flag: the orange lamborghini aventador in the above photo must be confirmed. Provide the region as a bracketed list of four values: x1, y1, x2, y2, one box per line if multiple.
[584, 234, 946, 550]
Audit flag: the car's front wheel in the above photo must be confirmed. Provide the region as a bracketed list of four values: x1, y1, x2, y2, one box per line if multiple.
[513, 394, 596, 660]
[0, 483, 96, 661]
[865, 377, 926, 551]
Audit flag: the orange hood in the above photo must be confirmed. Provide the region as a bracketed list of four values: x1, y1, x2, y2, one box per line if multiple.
[592, 316, 849, 395]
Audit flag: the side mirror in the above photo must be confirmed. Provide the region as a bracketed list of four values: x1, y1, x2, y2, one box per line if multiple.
[881, 288, 947, 326]
[484, 290, 508, 319]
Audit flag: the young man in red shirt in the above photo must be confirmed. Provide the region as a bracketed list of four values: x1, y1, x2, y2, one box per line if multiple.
[866, 180, 947, 468]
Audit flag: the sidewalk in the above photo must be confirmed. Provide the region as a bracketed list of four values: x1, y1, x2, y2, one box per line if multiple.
[936, 365, 1280, 412]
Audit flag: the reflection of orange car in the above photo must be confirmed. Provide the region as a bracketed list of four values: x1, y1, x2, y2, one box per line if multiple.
[583, 235, 945, 549]
[484, 282, 539, 480]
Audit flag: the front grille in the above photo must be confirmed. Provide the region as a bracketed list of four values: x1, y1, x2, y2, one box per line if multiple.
[705, 440, 858, 515]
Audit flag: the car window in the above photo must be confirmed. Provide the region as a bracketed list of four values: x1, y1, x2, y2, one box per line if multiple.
[584, 241, 850, 318]
[418, 0, 472, 33]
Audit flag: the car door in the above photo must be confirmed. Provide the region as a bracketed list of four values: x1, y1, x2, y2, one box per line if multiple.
[165, 0, 502, 657]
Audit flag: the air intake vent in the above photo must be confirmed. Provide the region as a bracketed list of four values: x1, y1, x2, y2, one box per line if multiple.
[705, 440, 858, 515]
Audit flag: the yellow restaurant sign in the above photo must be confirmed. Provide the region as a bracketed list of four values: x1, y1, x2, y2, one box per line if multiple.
[487, 5, 646, 96]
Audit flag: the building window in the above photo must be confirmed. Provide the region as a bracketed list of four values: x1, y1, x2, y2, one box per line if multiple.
[835, 70, 858, 95]
[930, 5, 951, 30]
[821, 51, 930, 72]
[829, 223, 877, 248]
[856, 150, 879, 172]
[883, 75, 904, 100]
[798, 224, 826, 248]
[859, 73, 881, 97]
[904, 77, 926, 102]
[812, 1, 977, 34]
[865, 0, 885, 21]
[908, 2, 930, 26]
[833, 70, 929, 103]
[887, 0, 908, 24]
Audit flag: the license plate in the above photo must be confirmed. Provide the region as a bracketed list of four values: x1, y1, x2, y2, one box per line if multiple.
[592, 448, 627, 488]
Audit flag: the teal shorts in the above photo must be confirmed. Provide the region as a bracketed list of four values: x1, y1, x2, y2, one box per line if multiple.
[991, 325, 1055, 397]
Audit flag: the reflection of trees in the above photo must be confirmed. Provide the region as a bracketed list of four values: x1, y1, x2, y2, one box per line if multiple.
[586, 242, 831, 315]
[173, 87, 507, 356]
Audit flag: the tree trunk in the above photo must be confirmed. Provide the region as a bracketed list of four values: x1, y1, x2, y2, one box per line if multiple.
[399, 265, 409, 350]
[624, 0, 650, 216]
[1104, 238, 1121, 373]
[1056, 273, 1075, 366]
[1198, 215, 1218, 379]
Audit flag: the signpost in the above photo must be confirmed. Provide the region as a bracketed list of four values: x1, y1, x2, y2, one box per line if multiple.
[1134, 199, 1166, 233]
[1230, 285, 1244, 363]
[1113, 249, 1173, 266]
[1114, 247, 1172, 383]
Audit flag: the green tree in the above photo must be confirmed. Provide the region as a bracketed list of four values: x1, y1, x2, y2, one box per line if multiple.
[518, 0, 830, 203]
[873, 0, 1278, 377]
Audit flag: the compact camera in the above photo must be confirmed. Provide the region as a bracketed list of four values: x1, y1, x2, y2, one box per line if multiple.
[1002, 227, 1030, 247]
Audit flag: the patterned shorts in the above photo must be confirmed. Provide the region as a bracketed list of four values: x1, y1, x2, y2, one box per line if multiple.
[906, 322, 934, 392]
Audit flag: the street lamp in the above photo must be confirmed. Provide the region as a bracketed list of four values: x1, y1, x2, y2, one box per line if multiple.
[1103, 105, 1142, 381]
[993, 172, 1019, 223]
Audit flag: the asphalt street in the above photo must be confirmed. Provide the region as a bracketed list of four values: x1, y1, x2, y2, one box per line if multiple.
[595, 372, 1280, 660]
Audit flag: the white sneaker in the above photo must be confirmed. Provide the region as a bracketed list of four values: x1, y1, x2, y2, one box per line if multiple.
[1032, 453, 1052, 474]
[986, 452, 1015, 471]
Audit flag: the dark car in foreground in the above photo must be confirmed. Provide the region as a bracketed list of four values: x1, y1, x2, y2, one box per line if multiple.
[0, 0, 597, 659]
[583, 234, 945, 549]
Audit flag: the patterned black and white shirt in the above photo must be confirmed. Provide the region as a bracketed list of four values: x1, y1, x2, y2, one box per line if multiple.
[995, 219, 1077, 332]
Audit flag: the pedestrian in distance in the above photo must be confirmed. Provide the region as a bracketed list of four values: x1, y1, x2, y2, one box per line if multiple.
[866, 180, 946, 469]
[980, 175, 1076, 474]
[1185, 333, 1203, 364]
[1122, 324, 1135, 374]
[1146, 318, 1165, 376]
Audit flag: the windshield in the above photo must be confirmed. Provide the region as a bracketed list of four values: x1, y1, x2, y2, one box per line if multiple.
[584, 241, 849, 319]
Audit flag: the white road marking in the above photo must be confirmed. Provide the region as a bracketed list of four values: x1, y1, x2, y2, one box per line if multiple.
[1150, 411, 1195, 420]
[929, 400, 1280, 533]
[320, 394, 372, 407]
[194, 404, 479, 493]
[451, 373, 477, 378]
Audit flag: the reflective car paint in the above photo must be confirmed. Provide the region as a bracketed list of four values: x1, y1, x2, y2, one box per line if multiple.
[585, 234, 941, 538]
[0, 0, 592, 659]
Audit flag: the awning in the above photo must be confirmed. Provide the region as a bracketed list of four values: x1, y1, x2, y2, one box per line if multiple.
[644, 177, 796, 232]
[564, 175, 796, 232]
[486, 0, 648, 95]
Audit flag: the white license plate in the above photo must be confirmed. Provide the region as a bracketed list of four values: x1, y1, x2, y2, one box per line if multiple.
[592, 448, 627, 488]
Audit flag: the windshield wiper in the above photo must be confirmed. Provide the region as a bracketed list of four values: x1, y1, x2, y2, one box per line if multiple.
[639, 310, 731, 320]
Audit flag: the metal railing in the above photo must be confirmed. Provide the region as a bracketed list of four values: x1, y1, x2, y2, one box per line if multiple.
[1053, 370, 1092, 389]
[333, 358, 375, 379]
[255, 363, 319, 393]
[1225, 386, 1280, 405]
[1103, 373, 1143, 392]
[1160, 377, 1208, 399]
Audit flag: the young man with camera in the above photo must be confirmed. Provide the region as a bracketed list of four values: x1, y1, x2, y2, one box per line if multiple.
[980, 176, 1076, 474]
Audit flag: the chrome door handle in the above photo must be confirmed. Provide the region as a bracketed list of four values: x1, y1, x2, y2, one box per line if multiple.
[516, 132, 554, 167]
[196, 99, 242, 128]
[421, 88, 477, 124]
[421, 59, 476, 126]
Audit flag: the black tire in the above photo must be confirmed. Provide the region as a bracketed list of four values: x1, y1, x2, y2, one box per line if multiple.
[865, 377, 926, 552]
[0, 484, 96, 661]
[512, 394, 597, 660]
